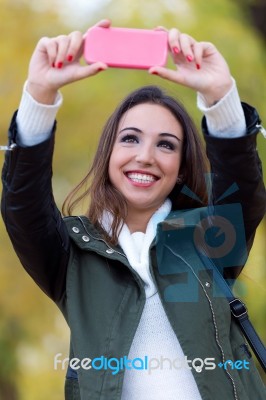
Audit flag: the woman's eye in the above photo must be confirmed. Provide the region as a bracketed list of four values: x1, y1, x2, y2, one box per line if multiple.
[158, 141, 175, 150]
[120, 134, 139, 143]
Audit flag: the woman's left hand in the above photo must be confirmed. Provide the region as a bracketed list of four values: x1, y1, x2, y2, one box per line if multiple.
[149, 28, 233, 106]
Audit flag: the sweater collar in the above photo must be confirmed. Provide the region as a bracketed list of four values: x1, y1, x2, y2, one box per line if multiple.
[117, 199, 172, 298]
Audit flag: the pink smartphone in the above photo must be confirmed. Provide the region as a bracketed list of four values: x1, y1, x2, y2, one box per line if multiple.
[84, 27, 168, 69]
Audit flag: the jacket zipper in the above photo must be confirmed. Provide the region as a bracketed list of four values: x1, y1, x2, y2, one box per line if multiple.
[162, 244, 239, 400]
[256, 123, 266, 138]
[246, 105, 266, 138]
[0, 143, 17, 151]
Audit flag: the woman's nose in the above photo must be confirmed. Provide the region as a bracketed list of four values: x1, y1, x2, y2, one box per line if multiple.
[135, 144, 155, 165]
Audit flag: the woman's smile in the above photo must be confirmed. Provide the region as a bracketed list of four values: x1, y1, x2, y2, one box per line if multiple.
[124, 170, 160, 186]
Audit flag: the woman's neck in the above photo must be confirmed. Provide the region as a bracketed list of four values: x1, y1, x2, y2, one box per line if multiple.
[123, 199, 171, 234]
[125, 209, 154, 234]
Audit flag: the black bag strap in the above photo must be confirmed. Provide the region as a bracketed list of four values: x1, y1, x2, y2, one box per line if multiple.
[215, 272, 266, 371]
[199, 249, 266, 372]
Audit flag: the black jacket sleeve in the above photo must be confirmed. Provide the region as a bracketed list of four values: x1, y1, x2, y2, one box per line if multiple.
[1, 112, 70, 303]
[203, 103, 266, 279]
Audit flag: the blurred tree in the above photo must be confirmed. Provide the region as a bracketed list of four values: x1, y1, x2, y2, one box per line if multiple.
[237, 0, 266, 42]
[0, 0, 265, 398]
[0, 312, 23, 400]
[0, 1, 68, 398]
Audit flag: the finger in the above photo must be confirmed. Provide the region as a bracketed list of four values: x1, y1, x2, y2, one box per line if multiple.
[154, 25, 168, 32]
[83, 19, 111, 40]
[179, 33, 196, 62]
[54, 35, 70, 68]
[73, 61, 108, 81]
[168, 28, 181, 54]
[192, 42, 203, 70]
[38, 37, 58, 68]
[193, 41, 217, 69]
[148, 66, 186, 86]
[95, 19, 111, 28]
[66, 31, 83, 62]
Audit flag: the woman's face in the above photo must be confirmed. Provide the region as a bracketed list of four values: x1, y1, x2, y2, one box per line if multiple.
[108, 103, 183, 215]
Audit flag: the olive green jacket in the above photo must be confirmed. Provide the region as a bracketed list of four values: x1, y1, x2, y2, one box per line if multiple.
[61, 210, 265, 400]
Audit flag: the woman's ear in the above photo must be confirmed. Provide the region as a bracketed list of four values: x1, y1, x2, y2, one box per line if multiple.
[176, 175, 183, 184]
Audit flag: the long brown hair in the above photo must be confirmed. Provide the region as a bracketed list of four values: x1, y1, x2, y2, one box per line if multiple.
[62, 86, 210, 244]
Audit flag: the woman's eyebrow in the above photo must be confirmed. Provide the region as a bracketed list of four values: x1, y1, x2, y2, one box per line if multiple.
[119, 127, 142, 134]
[118, 127, 181, 142]
[159, 133, 182, 142]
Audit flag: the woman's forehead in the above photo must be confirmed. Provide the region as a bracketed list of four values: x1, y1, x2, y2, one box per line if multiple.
[118, 103, 183, 134]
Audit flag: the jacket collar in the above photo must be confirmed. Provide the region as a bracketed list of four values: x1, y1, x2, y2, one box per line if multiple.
[64, 215, 130, 265]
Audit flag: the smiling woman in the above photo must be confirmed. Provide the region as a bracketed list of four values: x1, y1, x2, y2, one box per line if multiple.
[1, 19, 265, 400]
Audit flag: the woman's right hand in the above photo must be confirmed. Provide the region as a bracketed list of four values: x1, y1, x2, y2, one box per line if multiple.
[27, 19, 110, 104]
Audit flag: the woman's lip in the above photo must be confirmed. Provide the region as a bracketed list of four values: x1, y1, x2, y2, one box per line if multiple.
[124, 170, 160, 179]
[124, 174, 157, 187]
[124, 171, 159, 187]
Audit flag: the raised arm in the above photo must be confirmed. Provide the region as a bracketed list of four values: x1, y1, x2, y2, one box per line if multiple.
[149, 28, 233, 105]
[150, 29, 266, 278]
[25, 20, 109, 105]
[1, 21, 110, 303]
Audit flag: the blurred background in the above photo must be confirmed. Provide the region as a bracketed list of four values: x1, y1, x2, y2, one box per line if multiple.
[0, 0, 265, 398]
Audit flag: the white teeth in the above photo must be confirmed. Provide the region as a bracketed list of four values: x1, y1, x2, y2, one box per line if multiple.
[127, 173, 156, 183]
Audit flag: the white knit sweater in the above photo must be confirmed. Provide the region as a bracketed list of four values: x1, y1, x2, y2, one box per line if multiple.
[117, 200, 202, 399]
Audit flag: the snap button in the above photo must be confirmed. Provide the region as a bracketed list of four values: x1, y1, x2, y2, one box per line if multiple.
[106, 248, 114, 254]
[82, 235, 90, 242]
[72, 227, 80, 234]
[205, 282, 211, 288]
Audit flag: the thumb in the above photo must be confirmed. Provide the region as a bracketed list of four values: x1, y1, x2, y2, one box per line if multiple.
[148, 66, 186, 86]
[74, 62, 108, 81]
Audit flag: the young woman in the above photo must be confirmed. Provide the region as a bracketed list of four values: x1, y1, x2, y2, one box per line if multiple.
[1, 19, 265, 400]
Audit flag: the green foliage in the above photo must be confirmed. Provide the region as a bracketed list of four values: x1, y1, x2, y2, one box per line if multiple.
[0, 0, 265, 397]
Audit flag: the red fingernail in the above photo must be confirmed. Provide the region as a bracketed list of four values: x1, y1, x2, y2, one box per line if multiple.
[151, 71, 159, 75]
[52, 62, 55, 68]
[186, 55, 193, 62]
[173, 46, 180, 54]
[57, 62, 63, 69]
[97, 67, 105, 72]
[67, 55, 73, 62]
[196, 63, 201, 70]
